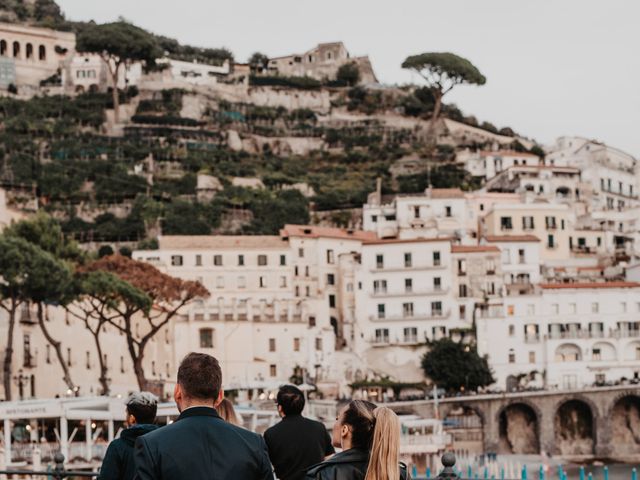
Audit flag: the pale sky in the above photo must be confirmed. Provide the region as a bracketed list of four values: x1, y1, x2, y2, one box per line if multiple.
[57, 0, 640, 156]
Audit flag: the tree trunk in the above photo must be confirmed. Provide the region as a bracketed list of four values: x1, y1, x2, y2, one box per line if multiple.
[2, 300, 18, 401]
[111, 68, 120, 124]
[126, 334, 147, 390]
[425, 91, 443, 153]
[91, 328, 110, 396]
[36, 303, 75, 392]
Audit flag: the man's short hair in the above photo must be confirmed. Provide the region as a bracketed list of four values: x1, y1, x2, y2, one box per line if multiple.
[177, 352, 222, 401]
[277, 385, 305, 416]
[126, 392, 158, 424]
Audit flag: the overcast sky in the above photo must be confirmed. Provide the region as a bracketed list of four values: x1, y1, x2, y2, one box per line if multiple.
[56, 0, 639, 156]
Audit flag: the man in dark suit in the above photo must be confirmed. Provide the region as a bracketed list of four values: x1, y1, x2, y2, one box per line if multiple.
[134, 352, 273, 480]
[264, 385, 334, 480]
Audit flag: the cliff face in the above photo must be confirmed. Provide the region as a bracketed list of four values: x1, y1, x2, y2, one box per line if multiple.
[611, 397, 640, 454]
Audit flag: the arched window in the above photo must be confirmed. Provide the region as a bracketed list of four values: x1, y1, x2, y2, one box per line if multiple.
[12, 41, 20, 58]
[26, 43, 33, 60]
[0, 40, 6, 56]
[38, 45, 46, 61]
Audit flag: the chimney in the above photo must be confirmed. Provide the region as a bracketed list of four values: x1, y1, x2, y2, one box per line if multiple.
[375, 177, 382, 205]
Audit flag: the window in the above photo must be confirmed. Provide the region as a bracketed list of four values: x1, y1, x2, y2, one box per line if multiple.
[214, 255, 223, 266]
[413, 206, 420, 218]
[294, 266, 299, 276]
[404, 253, 412, 268]
[431, 301, 443, 316]
[445, 206, 452, 217]
[327, 274, 335, 286]
[636, 347, 640, 361]
[38, 45, 46, 61]
[375, 328, 389, 343]
[280, 276, 287, 288]
[402, 302, 414, 318]
[269, 338, 276, 352]
[258, 255, 268, 266]
[295, 286, 300, 297]
[529, 352, 536, 363]
[199, 329, 214, 348]
[508, 325, 515, 336]
[315, 338, 323, 351]
[327, 250, 335, 264]
[329, 295, 336, 308]
[195, 255, 202, 266]
[376, 254, 384, 269]
[404, 327, 418, 343]
[593, 348, 601, 361]
[298, 248, 304, 258]
[457, 259, 466, 276]
[377, 304, 386, 319]
[309, 316, 316, 327]
[238, 276, 246, 289]
[518, 249, 526, 264]
[259, 276, 266, 288]
[508, 349, 516, 364]
[433, 277, 441, 291]
[171, 255, 183, 266]
[547, 234, 555, 248]
[371, 215, 378, 223]
[280, 255, 286, 266]
[270, 365, 277, 377]
[522, 216, 535, 230]
[459, 305, 466, 320]
[433, 251, 441, 266]
[500, 217, 513, 230]
[305, 286, 310, 297]
[405, 278, 413, 293]
[373, 280, 387, 293]
[545, 216, 557, 229]
[238, 255, 245, 266]
[305, 266, 309, 277]
[216, 276, 224, 289]
[592, 302, 599, 313]
[293, 338, 300, 352]
[459, 284, 468, 298]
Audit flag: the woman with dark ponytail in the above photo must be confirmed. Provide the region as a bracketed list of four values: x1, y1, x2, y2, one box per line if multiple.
[306, 400, 409, 480]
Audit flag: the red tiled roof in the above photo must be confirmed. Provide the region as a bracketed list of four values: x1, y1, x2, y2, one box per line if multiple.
[540, 282, 640, 290]
[484, 235, 540, 243]
[281, 225, 377, 242]
[451, 245, 500, 254]
[363, 237, 452, 246]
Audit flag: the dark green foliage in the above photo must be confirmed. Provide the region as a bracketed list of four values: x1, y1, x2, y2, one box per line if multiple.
[397, 164, 481, 193]
[98, 245, 114, 258]
[249, 75, 322, 90]
[529, 145, 545, 158]
[421, 338, 494, 392]
[33, 0, 63, 23]
[77, 22, 162, 64]
[248, 52, 269, 72]
[162, 200, 222, 235]
[243, 189, 309, 234]
[499, 127, 516, 137]
[155, 35, 233, 66]
[336, 62, 360, 86]
[480, 121, 498, 134]
[402, 52, 486, 88]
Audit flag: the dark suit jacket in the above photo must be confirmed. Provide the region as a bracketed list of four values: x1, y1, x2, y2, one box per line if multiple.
[134, 406, 273, 480]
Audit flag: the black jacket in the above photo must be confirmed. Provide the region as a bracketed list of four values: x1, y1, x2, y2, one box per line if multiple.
[98, 424, 159, 480]
[264, 414, 334, 480]
[305, 449, 409, 480]
[134, 406, 273, 480]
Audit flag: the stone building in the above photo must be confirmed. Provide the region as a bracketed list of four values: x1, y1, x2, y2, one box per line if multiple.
[0, 22, 75, 87]
[266, 42, 377, 84]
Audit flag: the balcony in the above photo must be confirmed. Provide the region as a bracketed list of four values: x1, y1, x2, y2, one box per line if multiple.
[370, 264, 447, 273]
[370, 310, 450, 322]
[371, 287, 449, 298]
[524, 334, 540, 344]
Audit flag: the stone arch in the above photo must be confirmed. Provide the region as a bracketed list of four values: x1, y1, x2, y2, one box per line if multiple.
[555, 343, 582, 362]
[497, 401, 541, 454]
[12, 41, 20, 58]
[556, 186, 571, 198]
[608, 394, 640, 455]
[624, 341, 640, 361]
[554, 398, 596, 455]
[591, 341, 617, 361]
[26, 42, 33, 60]
[75, 85, 85, 94]
[38, 44, 46, 61]
[0, 40, 7, 56]
[441, 403, 486, 429]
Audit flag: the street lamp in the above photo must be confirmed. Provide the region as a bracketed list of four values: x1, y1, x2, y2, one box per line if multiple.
[13, 369, 29, 400]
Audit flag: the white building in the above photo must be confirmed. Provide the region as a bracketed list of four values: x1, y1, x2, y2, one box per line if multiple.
[482, 235, 541, 294]
[477, 282, 640, 391]
[458, 149, 540, 181]
[353, 237, 456, 382]
[63, 53, 142, 93]
[158, 57, 231, 87]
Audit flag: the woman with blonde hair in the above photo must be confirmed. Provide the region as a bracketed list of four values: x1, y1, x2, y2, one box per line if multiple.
[216, 397, 241, 426]
[306, 400, 409, 480]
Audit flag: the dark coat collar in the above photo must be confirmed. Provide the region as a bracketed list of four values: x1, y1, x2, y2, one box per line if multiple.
[322, 448, 369, 464]
[177, 406, 220, 421]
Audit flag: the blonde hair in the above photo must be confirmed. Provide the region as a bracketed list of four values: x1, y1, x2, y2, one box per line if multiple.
[216, 398, 241, 426]
[341, 400, 400, 480]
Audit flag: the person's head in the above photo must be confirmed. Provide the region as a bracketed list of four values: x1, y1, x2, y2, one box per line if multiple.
[174, 352, 223, 412]
[276, 385, 305, 417]
[216, 397, 240, 426]
[332, 400, 400, 480]
[125, 392, 158, 426]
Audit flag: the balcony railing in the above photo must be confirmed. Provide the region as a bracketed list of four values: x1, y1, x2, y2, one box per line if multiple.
[371, 287, 449, 298]
[370, 264, 447, 273]
[370, 310, 450, 322]
[524, 334, 540, 343]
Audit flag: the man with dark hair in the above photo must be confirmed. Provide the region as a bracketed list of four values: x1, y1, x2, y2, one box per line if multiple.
[99, 392, 159, 480]
[134, 353, 272, 480]
[264, 385, 334, 480]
